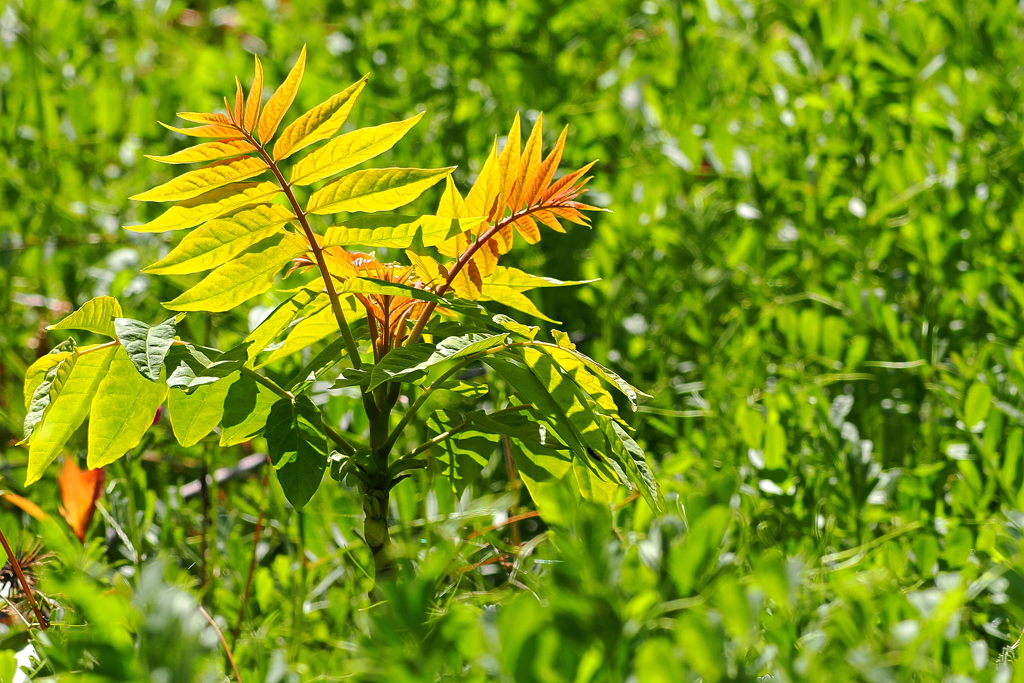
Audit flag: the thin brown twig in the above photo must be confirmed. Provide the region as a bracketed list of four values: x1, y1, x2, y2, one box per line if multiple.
[199, 605, 244, 683]
[0, 527, 47, 630]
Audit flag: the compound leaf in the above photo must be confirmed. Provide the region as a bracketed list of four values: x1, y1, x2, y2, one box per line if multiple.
[131, 157, 267, 203]
[273, 75, 367, 160]
[127, 181, 281, 233]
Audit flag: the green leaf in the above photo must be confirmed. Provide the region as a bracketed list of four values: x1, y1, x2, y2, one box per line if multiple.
[265, 396, 328, 509]
[323, 214, 478, 249]
[23, 340, 77, 409]
[126, 181, 281, 233]
[273, 76, 367, 161]
[143, 204, 294, 275]
[965, 382, 993, 429]
[87, 347, 169, 469]
[428, 409, 498, 495]
[163, 234, 308, 312]
[306, 167, 455, 215]
[114, 315, 180, 381]
[219, 373, 278, 447]
[23, 342, 78, 441]
[532, 342, 647, 410]
[289, 114, 424, 186]
[262, 296, 365, 365]
[368, 333, 508, 389]
[331, 367, 371, 388]
[492, 314, 539, 341]
[168, 379, 231, 448]
[244, 289, 325, 364]
[48, 296, 123, 338]
[26, 345, 116, 485]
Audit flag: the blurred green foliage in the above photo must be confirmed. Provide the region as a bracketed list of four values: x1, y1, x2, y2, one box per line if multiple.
[4, 0, 1024, 680]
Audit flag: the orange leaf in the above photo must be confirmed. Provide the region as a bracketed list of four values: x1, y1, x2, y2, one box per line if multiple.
[259, 46, 307, 145]
[58, 458, 105, 544]
[542, 162, 596, 203]
[514, 113, 544, 210]
[534, 209, 566, 233]
[244, 56, 264, 132]
[524, 126, 567, 207]
[233, 76, 245, 125]
[497, 114, 521, 213]
[1, 493, 49, 521]
[513, 215, 541, 244]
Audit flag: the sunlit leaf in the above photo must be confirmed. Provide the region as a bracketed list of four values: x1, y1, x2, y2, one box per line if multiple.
[127, 181, 281, 233]
[146, 139, 256, 165]
[131, 157, 267, 203]
[163, 234, 308, 312]
[306, 167, 455, 215]
[289, 113, 424, 186]
[48, 296, 123, 338]
[143, 204, 294, 275]
[26, 345, 117, 485]
[159, 122, 246, 139]
[273, 75, 368, 160]
[245, 289, 326, 364]
[87, 347, 169, 469]
[168, 380, 231, 448]
[258, 46, 306, 144]
[244, 56, 264, 131]
[324, 214, 476, 249]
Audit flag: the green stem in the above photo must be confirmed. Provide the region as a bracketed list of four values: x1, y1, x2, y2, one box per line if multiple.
[379, 358, 474, 456]
[239, 366, 293, 400]
[397, 404, 532, 463]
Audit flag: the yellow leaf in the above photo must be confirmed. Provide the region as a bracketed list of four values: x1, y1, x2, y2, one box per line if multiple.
[262, 297, 365, 365]
[160, 122, 246, 139]
[163, 234, 308, 312]
[437, 175, 467, 219]
[273, 75, 368, 160]
[87, 347, 169, 469]
[323, 214, 477, 249]
[143, 204, 295, 275]
[465, 139, 502, 220]
[289, 113, 424, 186]
[26, 345, 116, 486]
[24, 352, 73, 409]
[146, 139, 256, 165]
[481, 266, 595, 291]
[306, 167, 454, 215]
[48, 296, 123, 338]
[479, 285, 559, 322]
[524, 126, 568, 206]
[244, 56, 264, 131]
[406, 252, 447, 289]
[126, 181, 281, 233]
[259, 46, 306, 144]
[131, 157, 267, 203]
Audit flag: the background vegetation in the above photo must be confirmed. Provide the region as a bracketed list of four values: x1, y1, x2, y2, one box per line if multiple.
[3, 0, 1024, 680]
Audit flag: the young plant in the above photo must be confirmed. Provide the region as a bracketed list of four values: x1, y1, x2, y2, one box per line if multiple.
[20, 48, 661, 579]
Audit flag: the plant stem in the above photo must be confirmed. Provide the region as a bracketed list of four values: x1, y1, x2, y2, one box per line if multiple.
[240, 130, 363, 369]
[239, 366, 293, 400]
[199, 605, 244, 683]
[0, 527, 47, 630]
[379, 359, 474, 456]
[398, 404, 532, 462]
